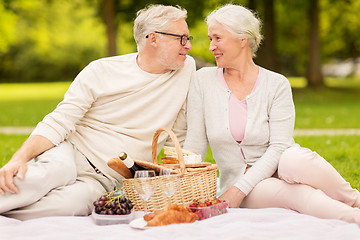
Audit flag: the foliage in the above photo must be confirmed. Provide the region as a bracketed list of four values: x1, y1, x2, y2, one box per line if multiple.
[0, 0, 360, 83]
[0, 0, 106, 82]
[321, 0, 360, 60]
[273, 0, 360, 76]
[0, 0, 17, 53]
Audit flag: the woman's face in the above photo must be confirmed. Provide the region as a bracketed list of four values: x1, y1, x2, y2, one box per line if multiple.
[208, 22, 246, 68]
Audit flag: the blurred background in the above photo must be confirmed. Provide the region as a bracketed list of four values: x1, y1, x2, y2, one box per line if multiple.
[1, 0, 360, 186]
[0, 0, 359, 88]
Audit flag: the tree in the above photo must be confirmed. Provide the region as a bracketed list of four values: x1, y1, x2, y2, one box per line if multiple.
[252, 0, 278, 72]
[306, 0, 324, 89]
[99, 0, 209, 56]
[102, 0, 117, 56]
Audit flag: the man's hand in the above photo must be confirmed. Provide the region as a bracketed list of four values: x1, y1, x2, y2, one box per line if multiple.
[0, 135, 55, 195]
[219, 186, 246, 208]
[0, 157, 28, 195]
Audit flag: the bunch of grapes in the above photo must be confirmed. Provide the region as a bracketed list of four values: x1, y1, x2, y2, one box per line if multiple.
[93, 188, 133, 215]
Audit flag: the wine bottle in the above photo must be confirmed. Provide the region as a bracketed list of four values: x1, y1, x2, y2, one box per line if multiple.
[119, 152, 144, 177]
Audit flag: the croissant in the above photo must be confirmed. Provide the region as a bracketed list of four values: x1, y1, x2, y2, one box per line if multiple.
[145, 204, 198, 226]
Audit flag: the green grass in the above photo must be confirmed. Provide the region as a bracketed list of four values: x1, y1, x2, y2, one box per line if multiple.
[0, 134, 28, 167]
[2, 78, 360, 128]
[0, 82, 71, 101]
[294, 135, 360, 190]
[293, 87, 360, 129]
[1, 134, 359, 190]
[1, 78, 360, 190]
[0, 82, 71, 126]
[202, 136, 360, 190]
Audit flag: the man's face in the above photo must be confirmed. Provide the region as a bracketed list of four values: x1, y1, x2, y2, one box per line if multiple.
[156, 19, 192, 71]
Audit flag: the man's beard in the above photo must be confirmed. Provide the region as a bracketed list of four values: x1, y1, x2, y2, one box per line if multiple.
[157, 47, 185, 71]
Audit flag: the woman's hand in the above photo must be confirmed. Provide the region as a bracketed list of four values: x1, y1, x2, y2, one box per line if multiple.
[219, 186, 246, 208]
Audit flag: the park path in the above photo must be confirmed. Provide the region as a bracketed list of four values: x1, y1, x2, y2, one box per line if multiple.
[1, 126, 360, 136]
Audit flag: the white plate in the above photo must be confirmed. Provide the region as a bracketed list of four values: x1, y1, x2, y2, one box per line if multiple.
[92, 209, 134, 225]
[129, 217, 148, 230]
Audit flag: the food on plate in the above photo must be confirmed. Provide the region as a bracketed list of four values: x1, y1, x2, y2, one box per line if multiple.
[93, 188, 133, 215]
[143, 210, 163, 222]
[188, 198, 228, 220]
[144, 204, 198, 226]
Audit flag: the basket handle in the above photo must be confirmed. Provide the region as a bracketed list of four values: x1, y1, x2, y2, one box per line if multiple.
[152, 128, 186, 175]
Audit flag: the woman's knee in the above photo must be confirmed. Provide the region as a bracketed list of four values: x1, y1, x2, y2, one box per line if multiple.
[278, 147, 312, 180]
[241, 177, 285, 208]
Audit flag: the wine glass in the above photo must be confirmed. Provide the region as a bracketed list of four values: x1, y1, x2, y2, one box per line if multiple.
[159, 168, 179, 206]
[134, 170, 156, 214]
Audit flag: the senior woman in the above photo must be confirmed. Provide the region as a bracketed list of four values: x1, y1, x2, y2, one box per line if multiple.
[184, 4, 360, 224]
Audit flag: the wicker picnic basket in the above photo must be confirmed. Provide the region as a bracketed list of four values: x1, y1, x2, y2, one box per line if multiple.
[122, 128, 217, 211]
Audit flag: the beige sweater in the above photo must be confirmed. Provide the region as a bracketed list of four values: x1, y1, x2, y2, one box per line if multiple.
[32, 53, 196, 183]
[184, 67, 296, 195]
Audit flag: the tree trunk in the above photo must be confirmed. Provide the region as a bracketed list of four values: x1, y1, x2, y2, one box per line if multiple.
[306, 0, 324, 89]
[102, 0, 117, 56]
[248, 0, 256, 10]
[255, 0, 277, 72]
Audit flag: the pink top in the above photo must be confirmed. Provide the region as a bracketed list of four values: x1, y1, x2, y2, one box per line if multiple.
[217, 68, 261, 143]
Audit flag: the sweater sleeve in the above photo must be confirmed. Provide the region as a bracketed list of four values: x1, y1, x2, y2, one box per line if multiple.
[166, 56, 196, 147]
[234, 76, 295, 195]
[30, 62, 99, 145]
[166, 100, 187, 147]
[183, 73, 209, 160]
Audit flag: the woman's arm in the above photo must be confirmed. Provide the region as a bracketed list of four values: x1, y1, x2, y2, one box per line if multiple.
[234, 76, 295, 201]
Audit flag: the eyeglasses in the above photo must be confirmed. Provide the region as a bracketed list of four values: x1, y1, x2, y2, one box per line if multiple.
[146, 31, 193, 46]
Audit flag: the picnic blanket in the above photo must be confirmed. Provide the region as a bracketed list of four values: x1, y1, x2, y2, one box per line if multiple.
[1, 208, 360, 240]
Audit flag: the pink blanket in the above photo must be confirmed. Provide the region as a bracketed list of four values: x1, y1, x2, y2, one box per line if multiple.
[1, 208, 360, 240]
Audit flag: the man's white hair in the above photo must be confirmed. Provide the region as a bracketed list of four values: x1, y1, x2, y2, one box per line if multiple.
[134, 4, 188, 51]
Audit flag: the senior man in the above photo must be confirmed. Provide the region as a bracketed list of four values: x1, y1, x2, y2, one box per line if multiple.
[0, 4, 195, 220]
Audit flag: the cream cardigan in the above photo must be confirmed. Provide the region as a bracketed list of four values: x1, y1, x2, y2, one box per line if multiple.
[32, 53, 196, 183]
[184, 67, 296, 195]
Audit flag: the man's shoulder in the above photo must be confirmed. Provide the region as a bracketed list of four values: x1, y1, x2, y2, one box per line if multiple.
[183, 55, 196, 70]
[93, 53, 137, 64]
[195, 66, 217, 78]
[190, 67, 217, 87]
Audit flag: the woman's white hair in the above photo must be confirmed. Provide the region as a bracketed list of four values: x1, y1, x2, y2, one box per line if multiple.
[134, 4, 187, 51]
[206, 4, 263, 57]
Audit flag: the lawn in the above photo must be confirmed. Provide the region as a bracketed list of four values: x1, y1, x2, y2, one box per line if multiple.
[1, 79, 360, 128]
[1, 134, 359, 190]
[1, 79, 360, 190]
[0, 82, 71, 126]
